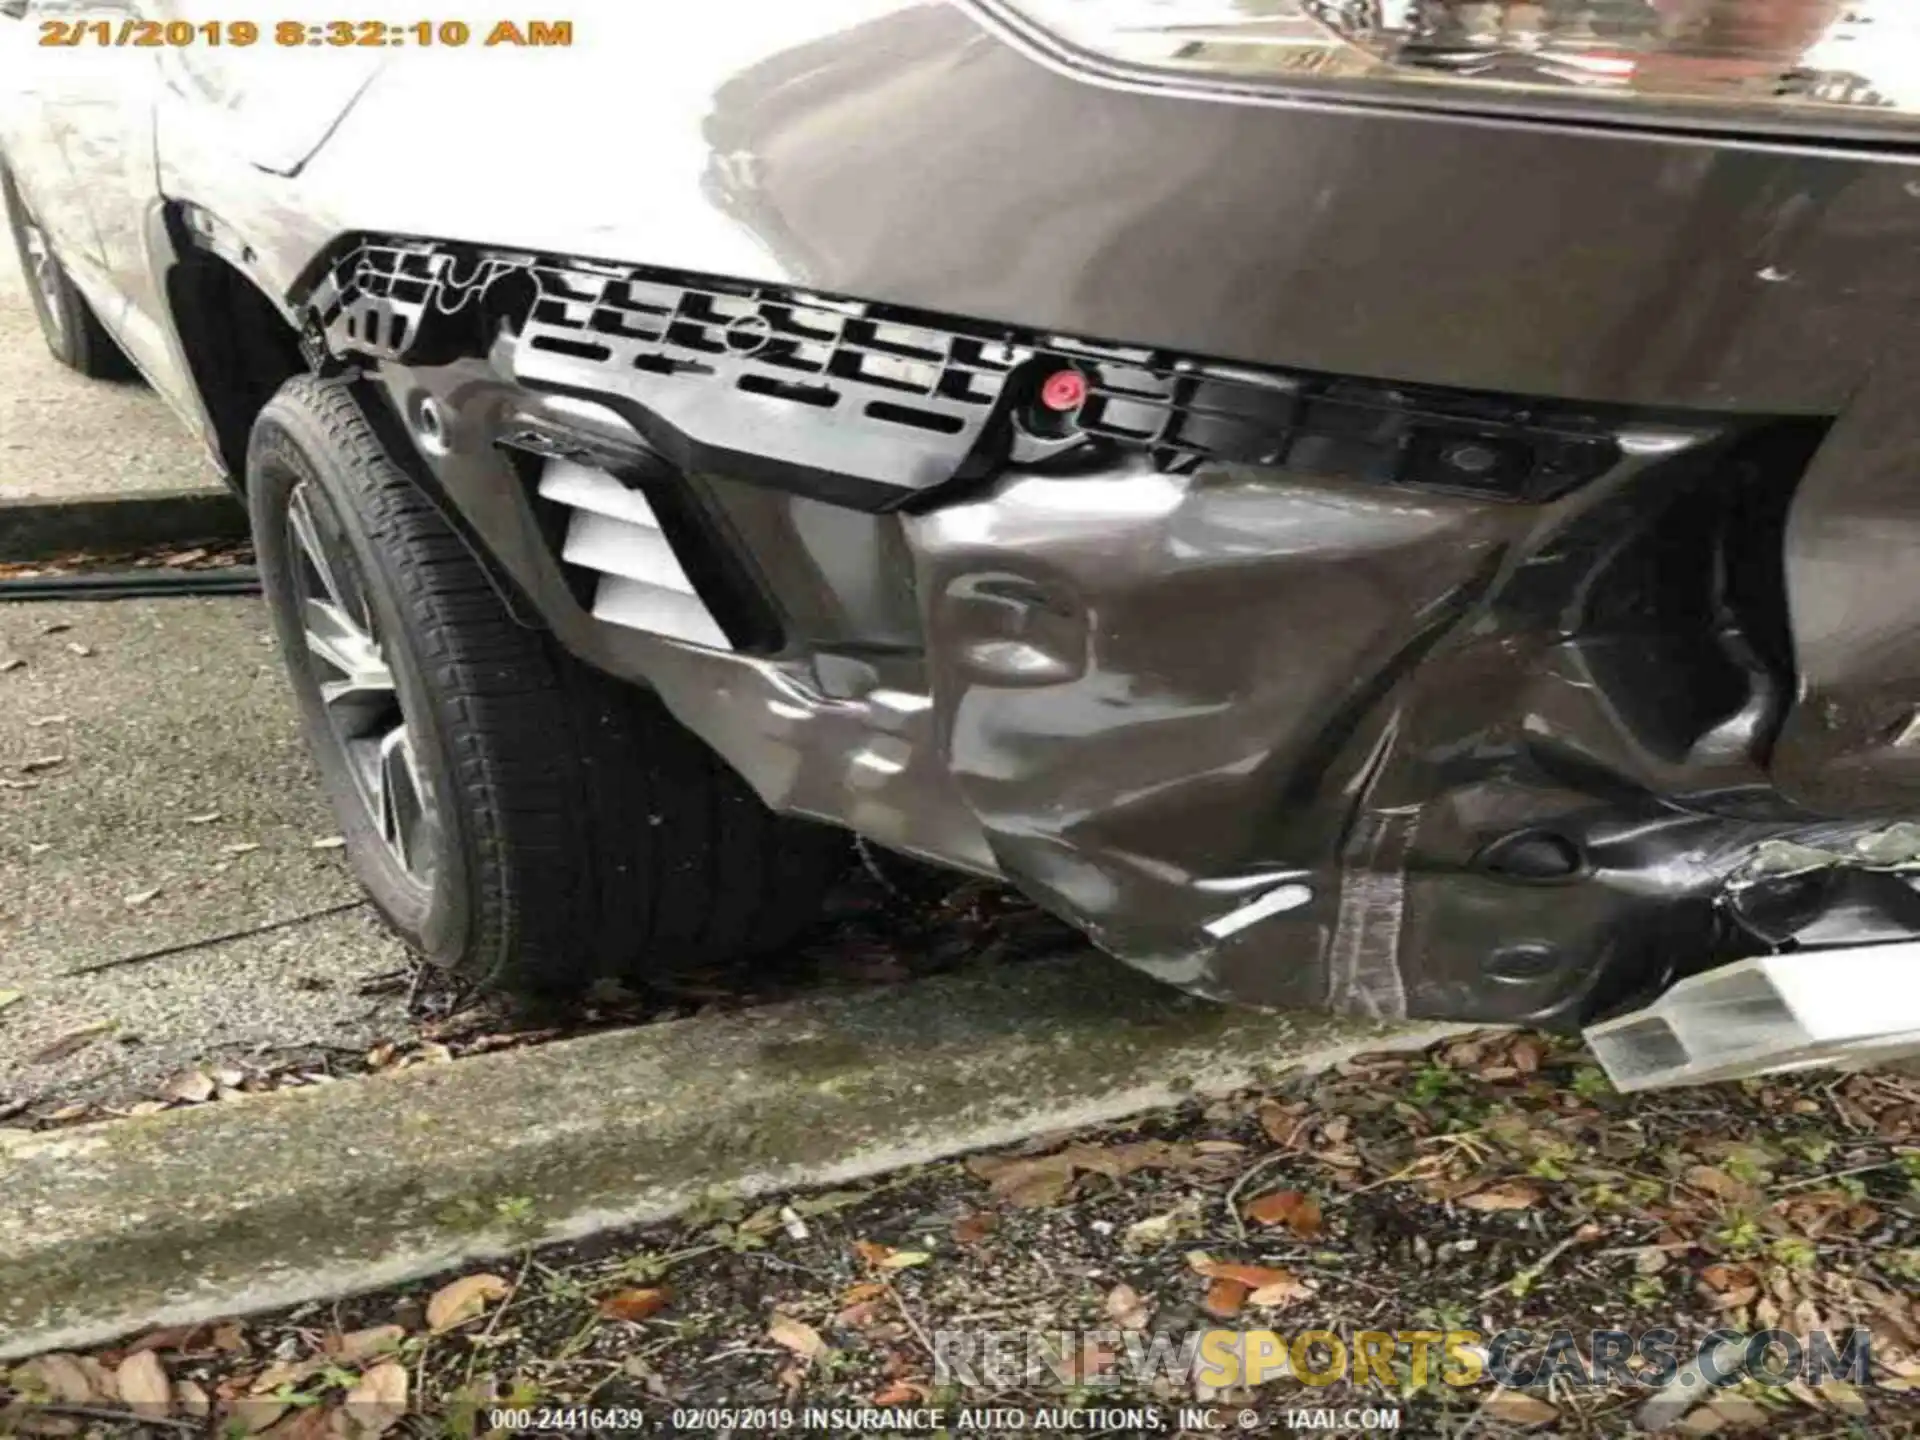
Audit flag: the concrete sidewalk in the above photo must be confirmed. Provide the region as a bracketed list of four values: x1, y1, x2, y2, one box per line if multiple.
[0, 595, 411, 1109]
[0, 953, 1451, 1359]
[0, 229, 220, 504]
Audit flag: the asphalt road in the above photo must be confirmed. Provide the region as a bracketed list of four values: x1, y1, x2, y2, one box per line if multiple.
[0, 225, 218, 502]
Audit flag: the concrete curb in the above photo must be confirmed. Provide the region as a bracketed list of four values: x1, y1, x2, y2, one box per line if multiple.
[0, 489, 247, 562]
[0, 955, 1463, 1359]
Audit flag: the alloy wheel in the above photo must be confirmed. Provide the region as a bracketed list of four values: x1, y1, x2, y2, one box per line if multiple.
[18, 208, 64, 347]
[285, 481, 438, 880]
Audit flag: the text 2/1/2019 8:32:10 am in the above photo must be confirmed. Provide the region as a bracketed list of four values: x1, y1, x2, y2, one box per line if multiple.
[37, 17, 573, 46]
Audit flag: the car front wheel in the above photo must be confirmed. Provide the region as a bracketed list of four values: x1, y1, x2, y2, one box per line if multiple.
[248, 374, 845, 992]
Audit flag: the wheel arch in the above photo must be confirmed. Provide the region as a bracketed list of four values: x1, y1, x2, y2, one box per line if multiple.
[160, 206, 309, 484]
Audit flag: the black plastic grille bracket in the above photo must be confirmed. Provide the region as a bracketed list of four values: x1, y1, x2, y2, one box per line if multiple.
[302, 235, 1631, 512]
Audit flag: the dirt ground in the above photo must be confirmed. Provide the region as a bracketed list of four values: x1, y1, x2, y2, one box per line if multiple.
[5, 1029, 1917, 1438]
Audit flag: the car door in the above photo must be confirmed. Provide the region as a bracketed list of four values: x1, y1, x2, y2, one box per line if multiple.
[0, 0, 102, 275]
[31, 0, 194, 402]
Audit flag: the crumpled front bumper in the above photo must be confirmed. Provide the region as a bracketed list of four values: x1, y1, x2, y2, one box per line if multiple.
[270, 1, 1920, 1026]
[904, 428, 1805, 1024]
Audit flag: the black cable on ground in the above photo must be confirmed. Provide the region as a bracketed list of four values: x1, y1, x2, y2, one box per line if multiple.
[0, 566, 261, 601]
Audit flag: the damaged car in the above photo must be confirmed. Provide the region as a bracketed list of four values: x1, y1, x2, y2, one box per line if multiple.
[6, 0, 1920, 1090]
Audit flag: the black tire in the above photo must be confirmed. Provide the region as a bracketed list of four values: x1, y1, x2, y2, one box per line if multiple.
[1, 160, 133, 379]
[248, 374, 845, 993]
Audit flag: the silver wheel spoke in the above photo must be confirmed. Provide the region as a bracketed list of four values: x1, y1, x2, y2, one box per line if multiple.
[20, 215, 64, 343]
[376, 727, 428, 872]
[284, 481, 435, 883]
[288, 486, 363, 627]
[304, 597, 393, 709]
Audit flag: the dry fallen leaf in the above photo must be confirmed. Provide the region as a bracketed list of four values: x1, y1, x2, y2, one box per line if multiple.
[1685, 1166, 1758, 1203]
[329, 1326, 405, 1363]
[19, 755, 65, 774]
[248, 1358, 325, 1395]
[16, 1354, 95, 1404]
[1478, 1391, 1560, 1428]
[1195, 1139, 1248, 1156]
[259, 1400, 335, 1439]
[311, 836, 346, 850]
[839, 1281, 886, 1306]
[967, 1139, 1200, 1209]
[768, 1313, 827, 1360]
[870, 1381, 924, 1406]
[1700, 1263, 1756, 1295]
[1059, 1139, 1200, 1179]
[123, 1324, 204, 1356]
[123, 886, 162, 908]
[1243, 1188, 1323, 1238]
[1459, 1180, 1544, 1212]
[29, 1020, 113, 1065]
[343, 1360, 409, 1437]
[160, 1070, 216, 1104]
[116, 1348, 172, 1418]
[228, 1398, 289, 1433]
[0, 990, 22, 1014]
[1249, 1275, 1315, 1309]
[1190, 1256, 1304, 1291]
[836, 1299, 884, 1330]
[1701, 1395, 1769, 1429]
[1202, 1277, 1250, 1319]
[965, 1152, 1076, 1208]
[73, 1355, 117, 1401]
[175, 1378, 212, 1417]
[1815, 1378, 1868, 1415]
[1123, 1206, 1199, 1251]
[1257, 1098, 1307, 1146]
[597, 1287, 670, 1323]
[951, 1210, 996, 1246]
[1105, 1283, 1151, 1331]
[425, 1272, 510, 1332]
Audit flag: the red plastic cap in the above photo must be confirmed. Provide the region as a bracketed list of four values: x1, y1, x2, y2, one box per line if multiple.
[1039, 368, 1088, 413]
